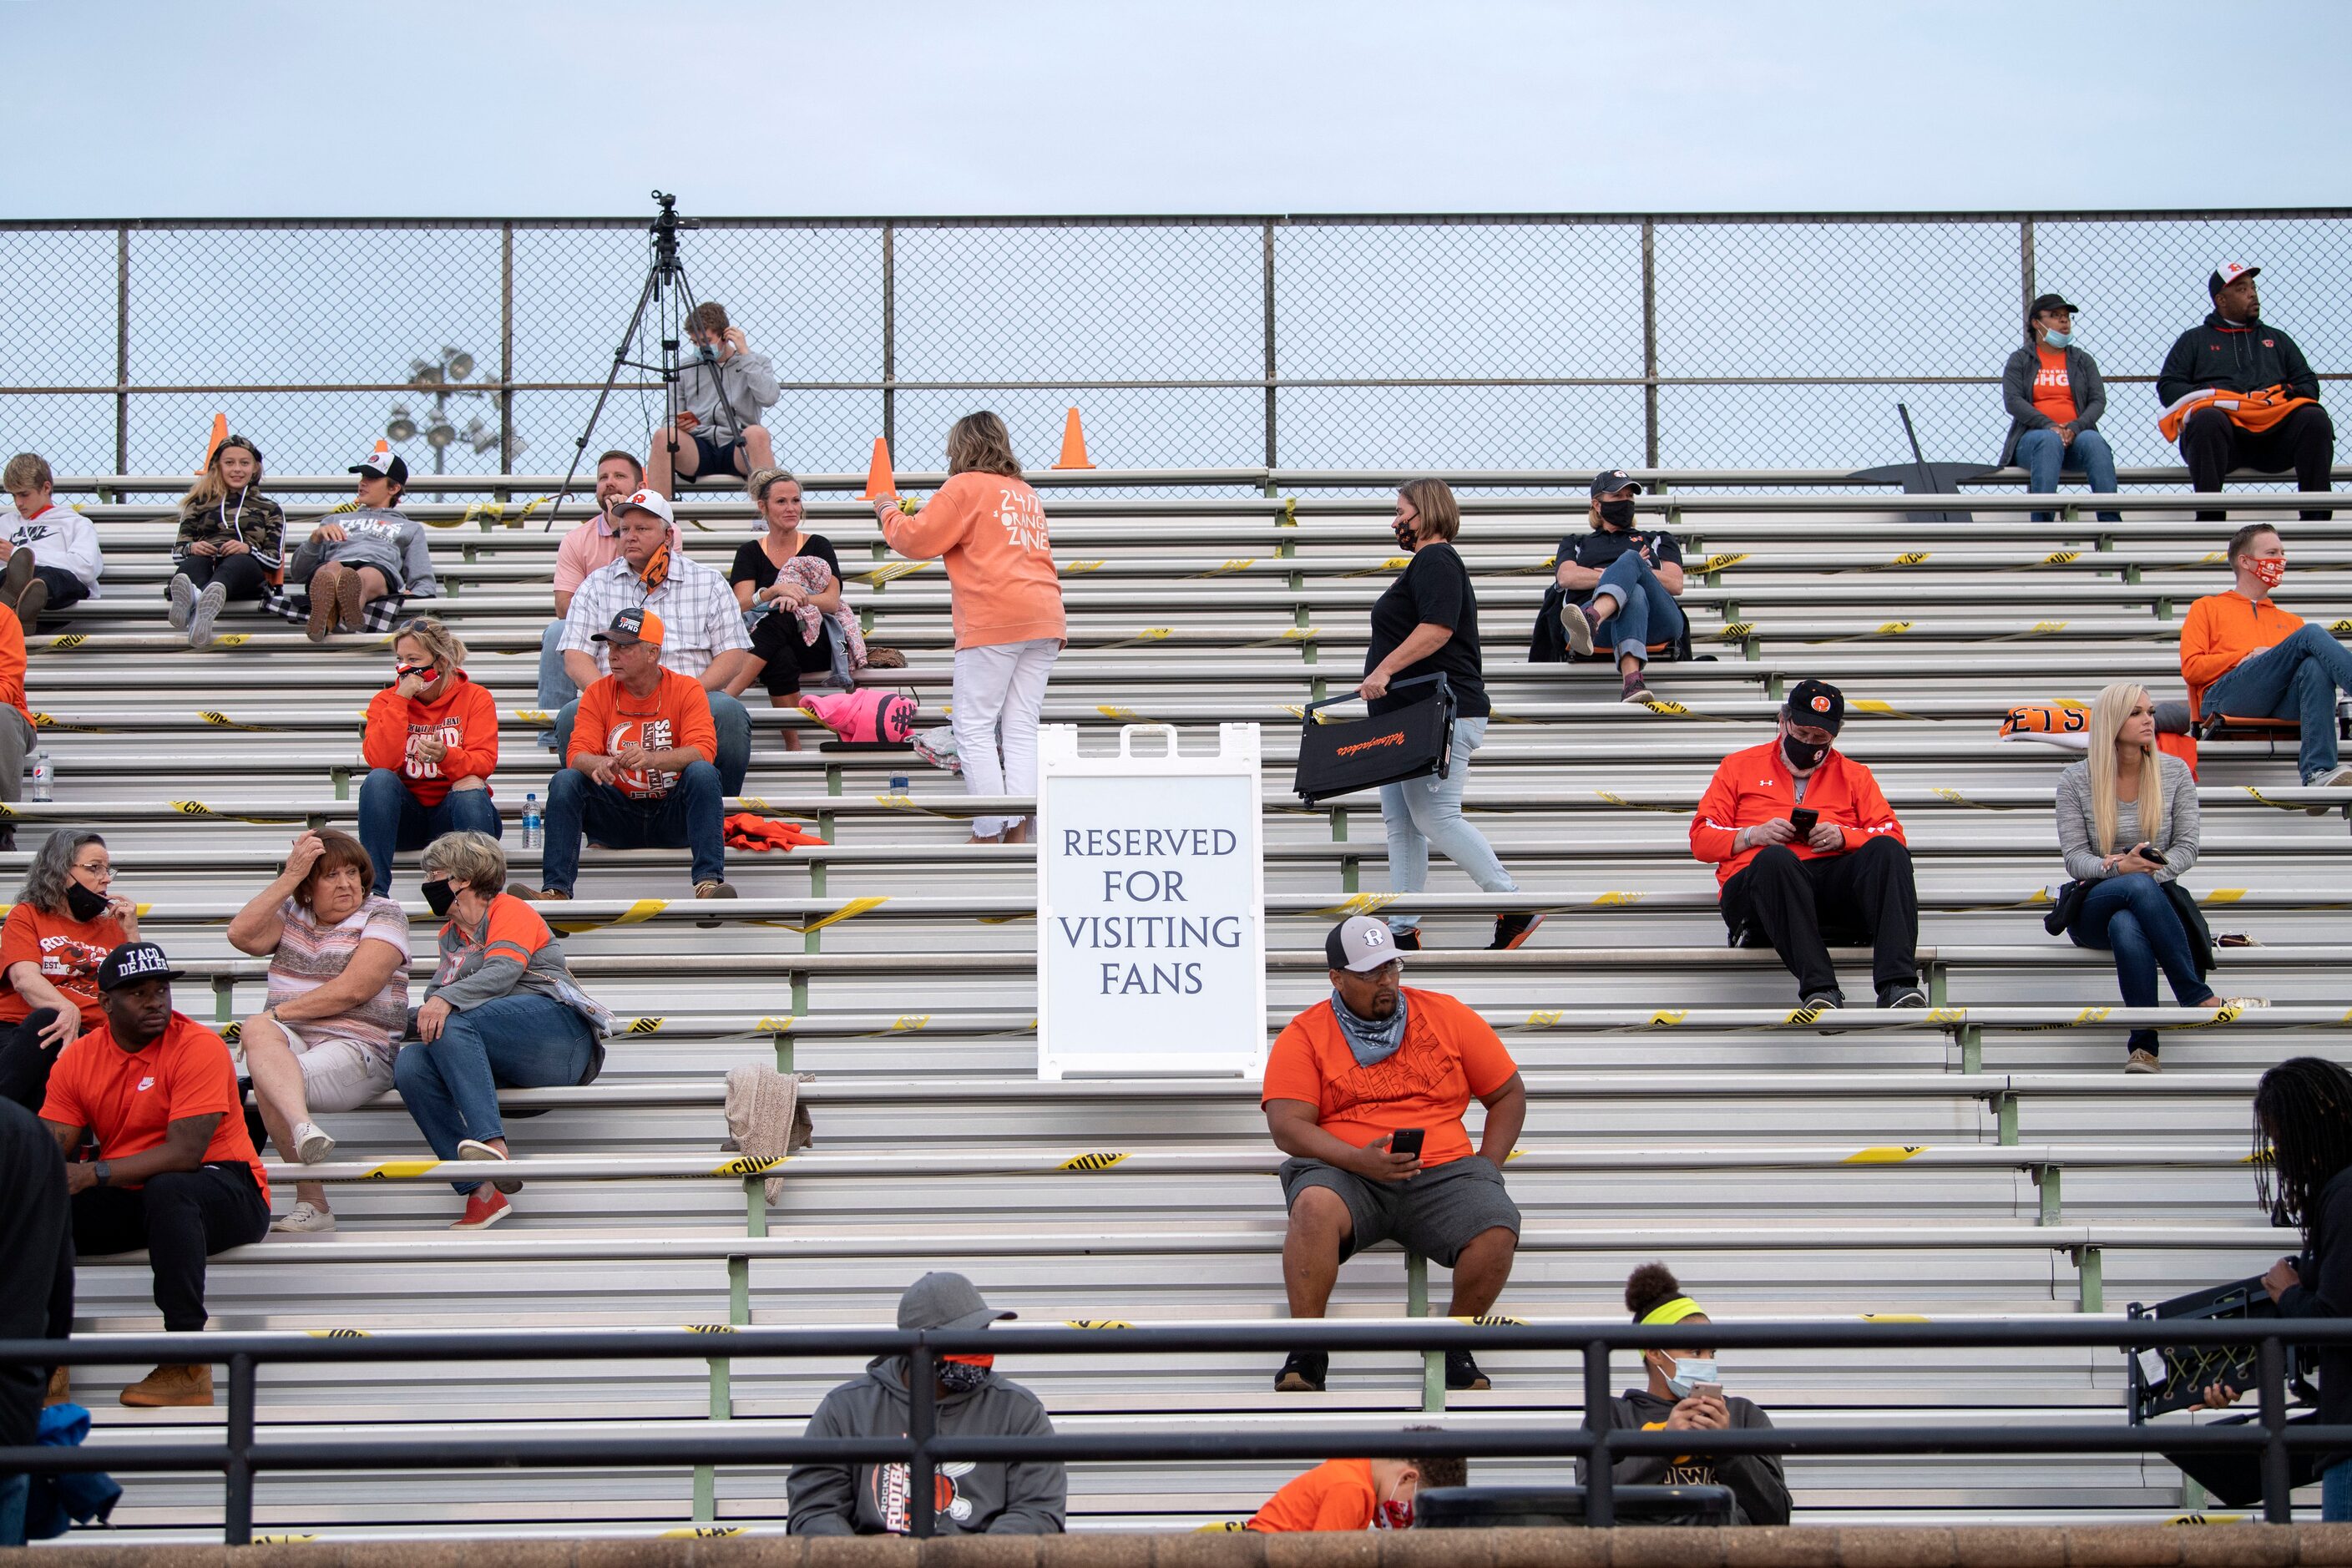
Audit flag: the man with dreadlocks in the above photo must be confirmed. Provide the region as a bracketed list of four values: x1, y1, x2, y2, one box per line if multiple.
[2203, 1056, 2352, 1520]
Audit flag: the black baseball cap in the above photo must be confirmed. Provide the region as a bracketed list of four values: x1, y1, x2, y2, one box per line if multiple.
[591, 606, 666, 647]
[99, 940, 185, 992]
[2029, 293, 2081, 316]
[351, 448, 411, 486]
[1589, 469, 1643, 498]
[1784, 679, 1845, 735]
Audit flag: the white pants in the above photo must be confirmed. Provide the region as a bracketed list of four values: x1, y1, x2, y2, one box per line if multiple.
[282, 1026, 398, 1112]
[951, 638, 1059, 837]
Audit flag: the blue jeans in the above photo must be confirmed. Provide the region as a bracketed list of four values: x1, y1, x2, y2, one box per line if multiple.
[1586, 551, 1687, 665]
[535, 623, 577, 747]
[2066, 873, 2215, 1057]
[2202, 623, 2352, 782]
[1379, 716, 1517, 933]
[2325, 1455, 2351, 1521]
[541, 761, 726, 893]
[0, 1470, 26, 1547]
[356, 770, 503, 895]
[2016, 427, 2121, 523]
[393, 992, 595, 1193]
[554, 690, 750, 795]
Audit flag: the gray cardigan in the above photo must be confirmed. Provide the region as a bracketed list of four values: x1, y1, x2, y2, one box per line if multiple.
[1998, 342, 2108, 467]
[2054, 753, 2199, 884]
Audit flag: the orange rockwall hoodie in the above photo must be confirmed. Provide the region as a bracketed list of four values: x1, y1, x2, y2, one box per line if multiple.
[362, 671, 500, 807]
[879, 471, 1066, 650]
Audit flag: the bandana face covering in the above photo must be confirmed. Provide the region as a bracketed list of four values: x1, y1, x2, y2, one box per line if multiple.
[936, 1354, 994, 1393]
[639, 544, 672, 592]
[1331, 985, 1409, 1067]
[2249, 556, 2287, 590]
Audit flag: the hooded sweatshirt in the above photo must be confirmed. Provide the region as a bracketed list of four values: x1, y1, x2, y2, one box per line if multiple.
[1690, 740, 1906, 888]
[1575, 1388, 1791, 1526]
[787, 1353, 1066, 1536]
[362, 670, 499, 806]
[0, 503, 103, 594]
[173, 488, 285, 569]
[880, 472, 1066, 650]
[2274, 1164, 2352, 1469]
[287, 508, 438, 597]
[2157, 312, 2321, 407]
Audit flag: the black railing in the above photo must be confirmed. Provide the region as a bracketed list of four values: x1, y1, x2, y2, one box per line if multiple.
[3, 1318, 2347, 1541]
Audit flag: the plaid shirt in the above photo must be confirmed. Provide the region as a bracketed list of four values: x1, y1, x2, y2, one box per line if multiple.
[559, 552, 749, 680]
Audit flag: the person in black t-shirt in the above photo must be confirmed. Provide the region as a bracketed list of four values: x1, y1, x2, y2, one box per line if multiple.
[1358, 480, 1541, 953]
[1551, 468, 1686, 703]
[726, 469, 842, 746]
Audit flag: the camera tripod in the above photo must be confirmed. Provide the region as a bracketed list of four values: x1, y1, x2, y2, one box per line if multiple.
[547, 190, 717, 527]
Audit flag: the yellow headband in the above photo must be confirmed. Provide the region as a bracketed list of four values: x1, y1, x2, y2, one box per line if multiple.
[1640, 1296, 1706, 1328]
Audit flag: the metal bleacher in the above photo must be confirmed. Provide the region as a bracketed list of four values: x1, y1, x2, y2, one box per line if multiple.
[36, 465, 2352, 1540]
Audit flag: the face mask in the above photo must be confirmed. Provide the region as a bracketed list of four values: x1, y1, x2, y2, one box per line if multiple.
[2248, 557, 2287, 590]
[936, 1356, 993, 1393]
[421, 878, 457, 918]
[66, 882, 109, 923]
[396, 664, 436, 685]
[1598, 498, 1636, 528]
[2042, 330, 2072, 348]
[1393, 518, 1419, 550]
[1662, 1355, 1719, 1399]
[1375, 1495, 1415, 1530]
[1780, 733, 1829, 772]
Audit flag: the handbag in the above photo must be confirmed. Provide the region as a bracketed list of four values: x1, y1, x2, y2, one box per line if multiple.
[1292, 673, 1455, 806]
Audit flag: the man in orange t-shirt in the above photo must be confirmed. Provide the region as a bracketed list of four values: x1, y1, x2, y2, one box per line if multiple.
[1261, 916, 1525, 1395]
[38, 941, 271, 1407]
[527, 607, 731, 900]
[1245, 1448, 1465, 1532]
[2183, 523, 2352, 788]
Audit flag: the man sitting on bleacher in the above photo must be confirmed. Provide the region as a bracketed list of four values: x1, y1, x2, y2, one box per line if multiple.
[555, 489, 752, 793]
[1262, 916, 1525, 1395]
[536, 450, 649, 741]
[2182, 524, 2352, 790]
[1691, 680, 1923, 1011]
[2158, 263, 2333, 521]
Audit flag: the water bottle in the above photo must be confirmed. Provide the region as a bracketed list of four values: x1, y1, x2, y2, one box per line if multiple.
[888, 774, 909, 795]
[28, 747, 51, 803]
[521, 792, 542, 852]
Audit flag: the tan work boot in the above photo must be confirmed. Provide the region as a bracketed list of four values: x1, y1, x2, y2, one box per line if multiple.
[120, 1363, 214, 1408]
[44, 1364, 69, 1406]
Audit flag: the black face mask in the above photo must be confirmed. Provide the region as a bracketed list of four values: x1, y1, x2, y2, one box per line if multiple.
[1393, 518, 1419, 550]
[1781, 733, 1830, 772]
[1598, 498, 1636, 529]
[421, 878, 457, 918]
[66, 882, 109, 923]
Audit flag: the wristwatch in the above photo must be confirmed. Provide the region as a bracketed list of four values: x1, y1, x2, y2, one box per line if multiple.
[92, 1160, 111, 1187]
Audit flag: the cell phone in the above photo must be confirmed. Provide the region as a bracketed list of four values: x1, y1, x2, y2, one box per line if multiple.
[1388, 1127, 1426, 1158]
[1690, 1381, 1724, 1400]
[2131, 842, 2160, 863]
[1788, 807, 1818, 836]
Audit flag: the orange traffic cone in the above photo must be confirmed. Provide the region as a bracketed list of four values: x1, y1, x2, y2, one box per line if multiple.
[1051, 407, 1095, 470]
[861, 437, 896, 500]
[197, 412, 228, 473]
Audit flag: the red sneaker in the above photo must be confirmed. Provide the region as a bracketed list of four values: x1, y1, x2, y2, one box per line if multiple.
[451, 1188, 511, 1230]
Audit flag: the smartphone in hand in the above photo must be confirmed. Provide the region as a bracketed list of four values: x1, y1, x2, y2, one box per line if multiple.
[1388, 1127, 1426, 1159]
[1689, 1381, 1724, 1400]
[1788, 807, 1819, 837]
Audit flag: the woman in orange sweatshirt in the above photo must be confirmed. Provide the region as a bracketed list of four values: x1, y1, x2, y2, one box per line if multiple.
[358, 617, 503, 894]
[873, 412, 1066, 845]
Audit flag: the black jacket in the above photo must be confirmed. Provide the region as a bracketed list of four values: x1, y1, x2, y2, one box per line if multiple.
[0, 1096, 73, 1451]
[2157, 314, 2321, 407]
[2276, 1164, 2352, 1467]
[1574, 1388, 1792, 1525]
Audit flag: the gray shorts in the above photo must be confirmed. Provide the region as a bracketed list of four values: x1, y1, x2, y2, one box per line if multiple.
[1278, 1153, 1520, 1267]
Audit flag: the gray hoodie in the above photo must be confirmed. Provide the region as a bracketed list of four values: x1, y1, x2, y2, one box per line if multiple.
[1574, 1388, 1791, 1526]
[287, 508, 438, 597]
[676, 348, 779, 446]
[787, 1354, 1066, 1536]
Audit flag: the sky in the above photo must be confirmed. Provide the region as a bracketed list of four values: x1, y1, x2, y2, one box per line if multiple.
[4, 0, 2349, 219]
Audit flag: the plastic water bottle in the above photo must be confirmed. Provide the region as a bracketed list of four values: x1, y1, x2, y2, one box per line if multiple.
[521, 792, 542, 852]
[888, 774, 909, 795]
[28, 748, 51, 803]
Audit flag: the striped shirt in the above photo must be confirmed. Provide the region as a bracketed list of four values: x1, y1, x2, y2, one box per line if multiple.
[558, 552, 749, 680]
[264, 894, 412, 1066]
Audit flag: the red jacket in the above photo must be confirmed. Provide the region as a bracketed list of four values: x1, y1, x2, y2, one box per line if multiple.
[362, 671, 499, 807]
[1690, 740, 1906, 889]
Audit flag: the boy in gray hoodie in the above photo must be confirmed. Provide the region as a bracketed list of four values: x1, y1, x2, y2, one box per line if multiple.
[787, 1272, 1065, 1536]
[288, 450, 438, 639]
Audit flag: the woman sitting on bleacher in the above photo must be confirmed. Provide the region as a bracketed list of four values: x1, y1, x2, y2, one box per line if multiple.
[167, 435, 281, 650]
[227, 829, 411, 1234]
[0, 828, 135, 1112]
[357, 618, 502, 895]
[395, 830, 611, 1231]
[727, 468, 846, 741]
[2052, 682, 2222, 1075]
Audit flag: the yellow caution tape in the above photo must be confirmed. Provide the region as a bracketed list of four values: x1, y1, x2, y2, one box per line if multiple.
[1649, 1010, 1687, 1026]
[2334, 619, 2352, 636]
[1859, 1313, 1930, 1323]
[2242, 785, 2323, 814]
[1278, 496, 1297, 523]
[1930, 787, 2002, 810]
[857, 561, 929, 586]
[43, 633, 89, 650]
[1313, 891, 1399, 918]
[873, 791, 917, 809]
[681, 1324, 737, 1336]
[1138, 627, 1173, 640]
[1065, 1319, 1136, 1329]
[1593, 791, 1682, 814]
[1058, 560, 1104, 576]
[1874, 620, 1914, 635]
[1201, 559, 1256, 576]
[1717, 620, 1754, 637]
[1096, 705, 1141, 721]
[1590, 891, 1642, 907]
[435, 495, 554, 531]
[215, 634, 252, 648]
[890, 1015, 931, 1031]
[198, 711, 280, 731]
[2042, 550, 2082, 566]
[2074, 1006, 2112, 1024]
[305, 1328, 372, 1338]
[252, 1536, 319, 1546]
[1844, 1146, 1927, 1164]
[1277, 626, 1320, 642]
[1891, 551, 1931, 566]
[1506, 1148, 1525, 1161]
[790, 895, 888, 933]
[1637, 697, 1693, 716]
[1454, 1313, 1529, 1327]
[2180, 1002, 2247, 1029]
[1787, 1003, 1833, 1026]
[1524, 1009, 1563, 1027]
[714, 1156, 785, 1176]
[362, 1161, 442, 1179]
[2200, 889, 2249, 904]
[1344, 555, 1413, 578]
[1927, 1007, 1965, 1024]
[619, 1016, 666, 1034]
[512, 708, 553, 723]
[2028, 620, 2069, 635]
[1847, 699, 1924, 720]
[549, 898, 671, 934]
[1059, 1152, 1129, 1171]
[660, 1527, 746, 1540]
[755, 1016, 797, 1033]
[1699, 552, 1751, 571]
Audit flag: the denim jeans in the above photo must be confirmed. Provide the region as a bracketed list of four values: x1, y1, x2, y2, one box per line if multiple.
[1379, 715, 1516, 933]
[2066, 872, 2215, 1057]
[356, 769, 503, 895]
[554, 690, 750, 795]
[392, 992, 595, 1192]
[2325, 1455, 2351, 1521]
[1586, 550, 1687, 665]
[2016, 427, 2122, 523]
[535, 622, 576, 746]
[2201, 623, 2352, 782]
[0, 1470, 25, 1548]
[541, 761, 725, 893]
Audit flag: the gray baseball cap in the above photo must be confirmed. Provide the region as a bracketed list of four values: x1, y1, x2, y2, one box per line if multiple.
[1324, 914, 1402, 974]
[898, 1271, 1016, 1333]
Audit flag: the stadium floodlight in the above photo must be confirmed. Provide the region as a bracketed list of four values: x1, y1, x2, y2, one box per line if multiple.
[444, 349, 475, 380]
[385, 407, 417, 443]
[426, 421, 457, 449]
[408, 359, 444, 387]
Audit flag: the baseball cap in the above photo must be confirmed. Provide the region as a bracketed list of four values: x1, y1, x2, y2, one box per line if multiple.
[350, 446, 410, 486]
[898, 1272, 1016, 1333]
[1784, 679, 1845, 735]
[1324, 913, 1402, 974]
[2208, 262, 2261, 296]
[1589, 468, 1643, 498]
[592, 607, 665, 647]
[615, 488, 675, 527]
[99, 940, 185, 992]
[2029, 292, 2081, 316]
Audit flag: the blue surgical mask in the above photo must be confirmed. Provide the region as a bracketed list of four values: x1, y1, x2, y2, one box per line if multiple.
[1664, 1354, 1719, 1399]
[2043, 330, 2073, 348]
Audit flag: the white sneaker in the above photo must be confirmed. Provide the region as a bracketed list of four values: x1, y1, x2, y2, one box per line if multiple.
[166, 573, 195, 631]
[271, 1201, 336, 1233]
[458, 1137, 523, 1194]
[293, 1121, 336, 1164]
[2312, 765, 2352, 788]
[188, 581, 229, 649]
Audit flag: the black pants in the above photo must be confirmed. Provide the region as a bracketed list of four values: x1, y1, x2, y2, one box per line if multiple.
[170, 552, 271, 602]
[71, 1162, 269, 1333]
[2179, 404, 2335, 520]
[0, 1010, 62, 1113]
[748, 609, 835, 696]
[1721, 837, 1920, 996]
[29, 565, 87, 613]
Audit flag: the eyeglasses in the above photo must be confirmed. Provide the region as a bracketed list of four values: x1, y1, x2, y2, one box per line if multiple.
[73, 862, 113, 880]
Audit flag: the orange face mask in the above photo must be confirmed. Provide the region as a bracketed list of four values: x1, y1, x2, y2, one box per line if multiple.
[2249, 557, 2287, 589]
[640, 544, 672, 591]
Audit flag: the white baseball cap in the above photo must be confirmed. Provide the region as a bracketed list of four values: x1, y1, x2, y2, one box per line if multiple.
[615, 488, 675, 527]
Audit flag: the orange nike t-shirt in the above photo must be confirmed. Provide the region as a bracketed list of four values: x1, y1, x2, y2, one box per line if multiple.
[0, 903, 129, 1026]
[1260, 988, 1519, 1168]
[2031, 346, 2077, 425]
[39, 1010, 270, 1200]
[569, 669, 717, 800]
[1247, 1458, 1379, 1532]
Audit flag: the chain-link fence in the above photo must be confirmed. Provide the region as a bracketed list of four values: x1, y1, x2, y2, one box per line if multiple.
[2, 210, 2344, 487]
